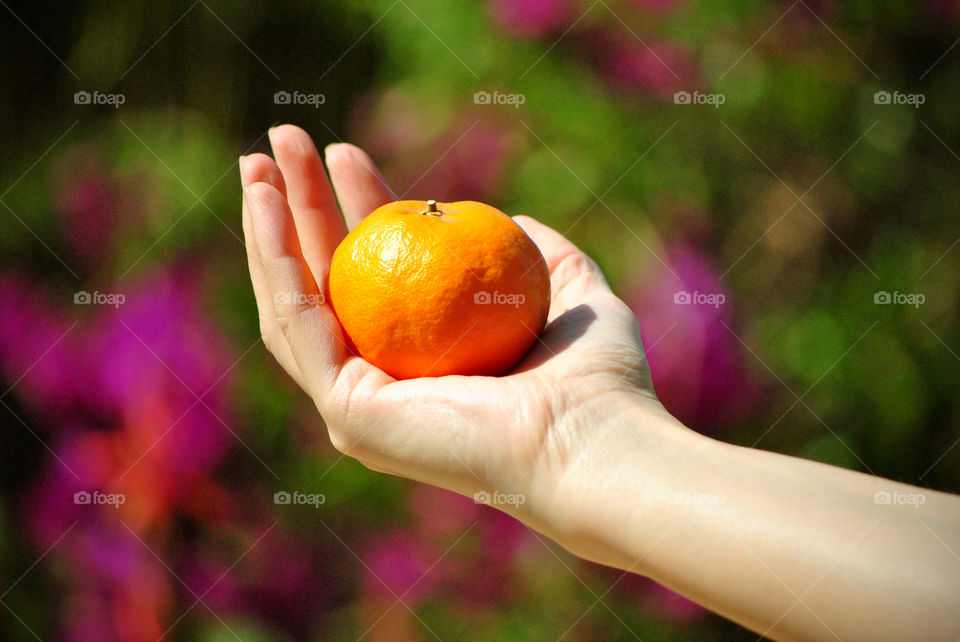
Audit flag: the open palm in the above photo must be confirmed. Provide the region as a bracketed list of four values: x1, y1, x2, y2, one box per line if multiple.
[240, 125, 662, 523]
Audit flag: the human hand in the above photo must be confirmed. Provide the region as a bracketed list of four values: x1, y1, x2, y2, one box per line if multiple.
[239, 125, 682, 549]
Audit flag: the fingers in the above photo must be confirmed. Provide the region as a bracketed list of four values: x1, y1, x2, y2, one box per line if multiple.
[324, 143, 397, 229]
[239, 155, 307, 390]
[512, 215, 613, 319]
[240, 153, 287, 196]
[513, 215, 593, 273]
[268, 125, 346, 285]
[245, 180, 349, 402]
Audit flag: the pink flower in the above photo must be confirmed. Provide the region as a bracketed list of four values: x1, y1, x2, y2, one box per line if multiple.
[592, 564, 706, 622]
[409, 485, 480, 540]
[489, 0, 574, 38]
[392, 118, 517, 203]
[628, 0, 682, 12]
[362, 530, 439, 604]
[408, 486, 533, 607]
[585, 31, 696, 97]
[349, 88, 435, 160]
[50, 522, 171, 641]
[3, 263, 246, 638]
[0, 274, 85, 416]
[351, 88, 518, 202]
[58, 170, 118, 269]
[52, 146, 144, 271]
[649, 583, 704, 620]
[180, 523, 339, 636]
[88, 265, 235, 481]
[623, 242, 759, 431]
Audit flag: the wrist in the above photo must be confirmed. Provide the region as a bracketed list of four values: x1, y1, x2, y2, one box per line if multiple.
[540, 390, 712, 571]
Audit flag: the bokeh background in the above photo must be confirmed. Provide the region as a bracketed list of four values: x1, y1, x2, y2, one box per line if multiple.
[2, 0, 959, 639]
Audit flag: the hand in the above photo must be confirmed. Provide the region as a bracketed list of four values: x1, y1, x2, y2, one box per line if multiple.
[240, 126, 960, 641]
[239, 125, 678, 546]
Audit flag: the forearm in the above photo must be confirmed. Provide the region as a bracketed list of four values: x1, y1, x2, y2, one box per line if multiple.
[549, 395, 960, 641]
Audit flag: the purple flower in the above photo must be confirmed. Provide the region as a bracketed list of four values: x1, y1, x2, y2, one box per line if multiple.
[0, 274, 85, 416]
[4, 262, 244, 638]
[88, 265, 234, 480]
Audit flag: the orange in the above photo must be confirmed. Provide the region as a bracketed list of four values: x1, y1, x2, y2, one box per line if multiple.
[328, 200, 551, 379]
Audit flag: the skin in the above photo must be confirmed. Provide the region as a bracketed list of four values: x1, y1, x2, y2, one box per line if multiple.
[240, 125, 960, 642]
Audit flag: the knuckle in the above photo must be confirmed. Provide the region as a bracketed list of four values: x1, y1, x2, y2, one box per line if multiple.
[259, 321, 275, 353]
[274, 313, 291, 337]
[326, 426, 356, 457]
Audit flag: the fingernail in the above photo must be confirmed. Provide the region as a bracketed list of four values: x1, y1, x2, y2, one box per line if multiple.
[239, 156, 249, 188]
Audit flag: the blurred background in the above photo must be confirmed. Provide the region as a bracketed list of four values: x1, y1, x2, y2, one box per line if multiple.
[1, 0, 959, 639]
